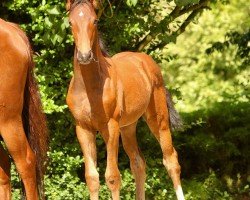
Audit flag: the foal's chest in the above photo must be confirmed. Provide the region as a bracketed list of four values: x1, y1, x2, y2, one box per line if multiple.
[67, 84, 118, 130]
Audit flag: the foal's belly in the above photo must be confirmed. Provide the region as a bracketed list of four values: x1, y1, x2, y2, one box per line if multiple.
[118, 79, 151, 127]
[115, 59, 152, 127]
[119, 97, 150, 127]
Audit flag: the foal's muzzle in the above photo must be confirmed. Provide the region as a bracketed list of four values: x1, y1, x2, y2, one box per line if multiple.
[77, 50, 93, 65]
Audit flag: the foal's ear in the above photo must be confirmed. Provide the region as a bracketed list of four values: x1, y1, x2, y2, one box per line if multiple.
[90, 0, 100, 9]
[66, 0, 74, 11]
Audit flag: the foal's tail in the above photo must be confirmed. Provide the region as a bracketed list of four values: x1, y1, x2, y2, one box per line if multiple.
[165, 88, 183, 131]
[22, 53, 48, 200]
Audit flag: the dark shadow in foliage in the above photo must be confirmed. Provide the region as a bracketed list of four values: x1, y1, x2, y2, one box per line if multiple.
[0, 1, 32, 24]
[177, 101, 250, 181]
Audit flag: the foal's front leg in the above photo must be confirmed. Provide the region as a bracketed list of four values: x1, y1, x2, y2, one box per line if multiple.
[76, 125, 99, 200]
[101, 119, 121, 200]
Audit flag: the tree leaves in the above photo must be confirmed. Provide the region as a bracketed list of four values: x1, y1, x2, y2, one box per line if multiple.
[47, 6, 60, 15]
[126, 0, 138, 7]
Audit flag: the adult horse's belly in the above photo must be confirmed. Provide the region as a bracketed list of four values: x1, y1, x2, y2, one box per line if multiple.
[114, 57, 152, 127]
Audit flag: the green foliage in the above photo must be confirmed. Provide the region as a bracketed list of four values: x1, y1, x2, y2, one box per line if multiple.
[0, 0, 249, 199]
[179, 102, 250, 176]
[126, 0, 138, 7]
[163, 0, 249, 112]
[206, 30, 250, 65]
[161, 0, 250, 198]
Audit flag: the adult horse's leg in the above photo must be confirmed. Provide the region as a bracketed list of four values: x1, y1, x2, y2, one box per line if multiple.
[0, 144, 11, 200]
[101, 119, 121, 200]
[144, 87, 185, 200]
[121, 122, 146, 200]
[0, 117, 38, 200]
[76, 125, 99, 200]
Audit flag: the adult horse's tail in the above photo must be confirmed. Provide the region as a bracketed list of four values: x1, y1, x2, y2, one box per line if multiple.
[22, 51, 48, 199]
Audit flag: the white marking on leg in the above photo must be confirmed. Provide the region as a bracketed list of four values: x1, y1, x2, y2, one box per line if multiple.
[175, 185, 185, 200]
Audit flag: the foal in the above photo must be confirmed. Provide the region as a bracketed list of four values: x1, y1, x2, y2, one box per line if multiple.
[0, 18, 48, 200]
[66, 0, 185, 199]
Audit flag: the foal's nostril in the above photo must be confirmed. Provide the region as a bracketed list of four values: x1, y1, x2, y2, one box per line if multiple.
[83, 52, 91, 61]
[77, 51, 93, 63]
[77, 52, 86, 62]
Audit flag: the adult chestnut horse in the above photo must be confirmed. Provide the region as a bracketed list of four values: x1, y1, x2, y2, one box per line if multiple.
[0, 19, 48, 200]
[66, 0, 185, 199]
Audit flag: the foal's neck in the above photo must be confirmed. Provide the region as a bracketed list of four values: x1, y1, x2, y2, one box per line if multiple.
[74, 38, 108, 92]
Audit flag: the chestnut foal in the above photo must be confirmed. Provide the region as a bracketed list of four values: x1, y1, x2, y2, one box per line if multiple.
[66, 0, 185, 199]
[0, 19, 48, 200]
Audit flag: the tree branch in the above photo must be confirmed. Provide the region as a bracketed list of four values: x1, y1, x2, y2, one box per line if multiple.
[136, 0, 210, 52]
[178, 0, 209, 16]
[178, 9, 201, 35]
[149, 9, 203, 52]
[136, 6, 180, 52]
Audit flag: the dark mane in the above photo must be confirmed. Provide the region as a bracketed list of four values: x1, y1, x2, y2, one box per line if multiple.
[99, 34, 110, 57]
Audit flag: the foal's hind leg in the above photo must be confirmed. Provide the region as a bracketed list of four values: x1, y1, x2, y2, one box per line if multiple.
[0, 144, 11, 200]
[144, 87, 185, 200]
[0, 117, 38, 200]
[121, 122, 146, 200]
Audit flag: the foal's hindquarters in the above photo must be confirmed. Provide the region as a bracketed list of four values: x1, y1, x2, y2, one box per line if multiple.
[0, 19, 39, 200]
[114, 52, 185, 200]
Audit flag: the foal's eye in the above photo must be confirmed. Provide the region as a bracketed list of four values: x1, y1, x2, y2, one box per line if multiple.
[93, 19, 99, 25]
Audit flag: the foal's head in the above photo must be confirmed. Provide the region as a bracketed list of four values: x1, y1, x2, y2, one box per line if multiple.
[67, 0, 99, 64]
